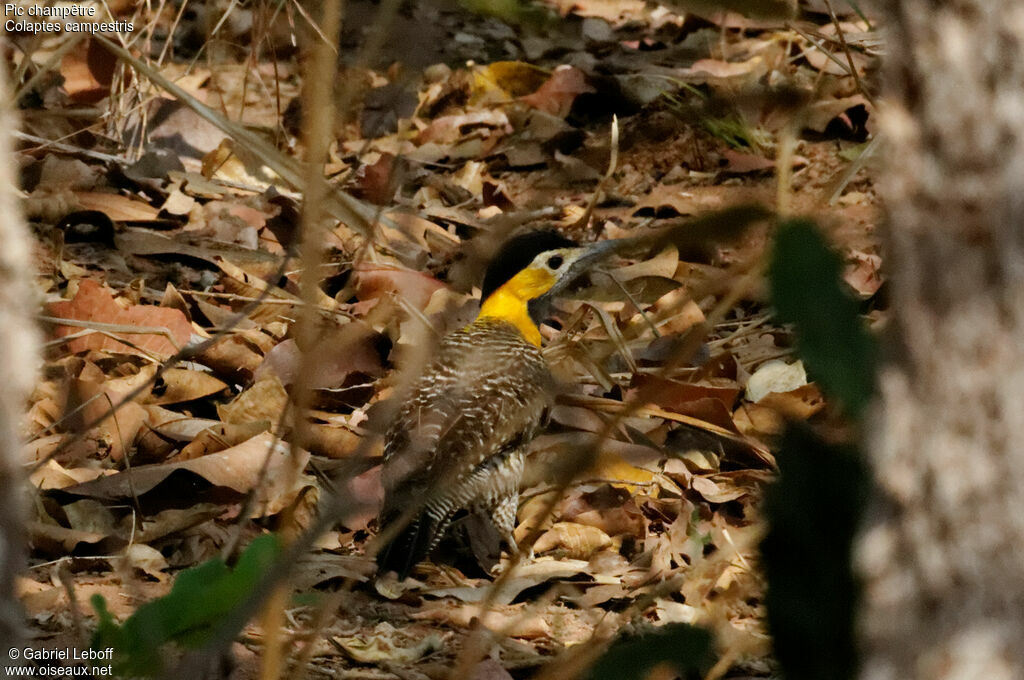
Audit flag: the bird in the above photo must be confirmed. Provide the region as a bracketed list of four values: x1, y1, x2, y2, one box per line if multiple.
[374, 230, 619, 580]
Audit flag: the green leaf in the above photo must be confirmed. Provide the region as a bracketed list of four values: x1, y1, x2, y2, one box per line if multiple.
[761, 424, 869, 680]
[588, 623, 713, 680]
[92, 534, 281, 676]
[769, 220, 876, 418]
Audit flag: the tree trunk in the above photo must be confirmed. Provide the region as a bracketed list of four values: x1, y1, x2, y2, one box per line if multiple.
[0, 66, 39, 659]
[860, 2, 1024, 678]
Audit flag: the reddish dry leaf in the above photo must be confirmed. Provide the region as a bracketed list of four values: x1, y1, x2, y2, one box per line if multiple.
[520, 66, 594, 118]
[720, 148, 776, 174]
[255, 325, 383, 389]
[353, 263, 447, 310]
[336, 464, 384, 531]
[352, 153, 399, 205]
[558, 485, 647, 537]
[48, 280, 193, 359]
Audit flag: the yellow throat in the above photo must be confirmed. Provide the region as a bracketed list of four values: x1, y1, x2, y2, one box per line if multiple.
[476, 266, 557, 346]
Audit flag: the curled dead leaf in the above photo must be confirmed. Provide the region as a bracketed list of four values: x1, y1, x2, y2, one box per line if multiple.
[333, 623, 442, 664]
[534, 522, 613, 559]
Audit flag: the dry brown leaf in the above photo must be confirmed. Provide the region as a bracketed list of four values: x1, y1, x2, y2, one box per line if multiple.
[59, 38, 116, 103]
[613, 245, 680, 281]
[146, 368, 228, 405]
[174, 421, 270, 461]
[803, 95, 870, 133]
[684, 56, 768, 85]
[134, 504, 223, 543]
[746, 359, 807, 402]
[691, 475, 748, 504]
[720, 148, 776, 174]
[74, 192, 162, 221]
[217, 376, 288, 426]
[589, 449, 659, 495]
[300, 422, 361, 459]
[28, 522, 106, 555]
[58, 432, 312, 516]
[416, 110, 512, 145]
[757, 383, 827, 420]
[29, 459, 108, 490]
[196, 333, 266, 383]
[733, 402, 785, 437]
[412, 603, 552, 638]
[649, 291, 706, 335]
[425, 558, 598, 605]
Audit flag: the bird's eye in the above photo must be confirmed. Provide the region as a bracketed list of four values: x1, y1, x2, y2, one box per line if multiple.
[547, 255, 564, 270]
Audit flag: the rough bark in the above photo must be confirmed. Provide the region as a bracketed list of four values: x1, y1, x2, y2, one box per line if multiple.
[859, 2, 1024, 679]
[0, 66, 39, 655]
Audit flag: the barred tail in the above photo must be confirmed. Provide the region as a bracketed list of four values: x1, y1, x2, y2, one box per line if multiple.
[375, 511, 443, 580]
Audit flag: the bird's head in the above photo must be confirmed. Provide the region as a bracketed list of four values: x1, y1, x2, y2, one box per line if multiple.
[477, 230, 619, 345]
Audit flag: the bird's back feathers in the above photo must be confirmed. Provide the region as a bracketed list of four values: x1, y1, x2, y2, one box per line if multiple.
[376, 318, 552, 578]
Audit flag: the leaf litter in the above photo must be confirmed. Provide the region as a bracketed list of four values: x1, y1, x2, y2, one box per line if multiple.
[11, 0, 883, 676]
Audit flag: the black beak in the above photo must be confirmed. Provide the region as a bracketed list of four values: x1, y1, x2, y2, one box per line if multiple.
[528, 239, 625, 322]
